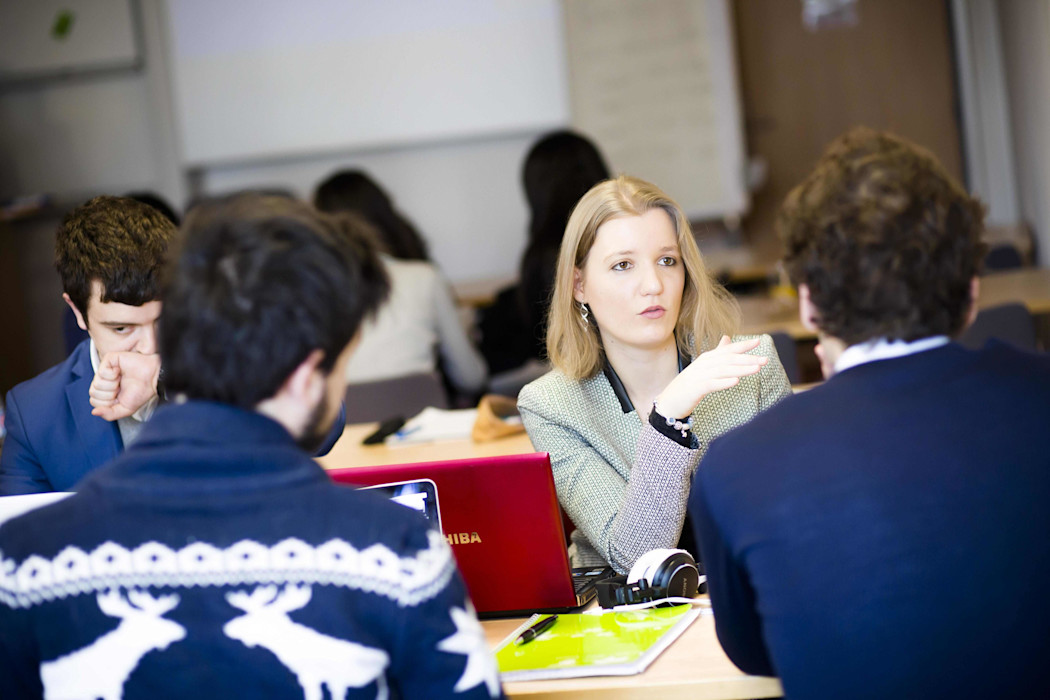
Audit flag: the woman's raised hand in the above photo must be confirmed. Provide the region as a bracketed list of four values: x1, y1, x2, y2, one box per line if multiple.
[654, 336, 767, 418]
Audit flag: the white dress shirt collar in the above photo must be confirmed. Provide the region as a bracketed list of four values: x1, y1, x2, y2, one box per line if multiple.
[834, 335, 951, 374]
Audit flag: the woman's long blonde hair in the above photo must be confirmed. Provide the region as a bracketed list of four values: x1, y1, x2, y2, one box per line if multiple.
[546, 175, 740, 379]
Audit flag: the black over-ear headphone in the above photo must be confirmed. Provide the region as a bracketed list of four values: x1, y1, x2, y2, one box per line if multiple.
[596, 548, 702, 609]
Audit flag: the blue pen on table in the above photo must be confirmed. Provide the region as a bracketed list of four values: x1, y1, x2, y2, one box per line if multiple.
[514, 614, 558, 646]
[393, 425, 421, 440]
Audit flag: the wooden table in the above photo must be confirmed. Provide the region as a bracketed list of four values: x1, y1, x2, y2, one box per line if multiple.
[977, 266, 1050, 313]
[737, 294, 807, 340]
[483, 606, 782, 699]
[452, 276, 511, 308]
[316, 422, 536, 470]
[738, 266, 1050, 340]
[318, 426, 782, 699]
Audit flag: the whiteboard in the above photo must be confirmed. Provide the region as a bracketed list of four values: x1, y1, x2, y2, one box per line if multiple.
[0, 0, 139, 82]
[564, 0, 748, 219]
[164, 0, 570, 166]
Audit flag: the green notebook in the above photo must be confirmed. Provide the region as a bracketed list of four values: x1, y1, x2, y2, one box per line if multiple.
[494, 605, 701, 682]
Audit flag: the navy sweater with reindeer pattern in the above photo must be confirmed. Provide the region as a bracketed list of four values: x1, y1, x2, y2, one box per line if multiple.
[0, 401, 504, 700]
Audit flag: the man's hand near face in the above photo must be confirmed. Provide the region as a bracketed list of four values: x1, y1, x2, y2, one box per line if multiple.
[89, 352, 162, 421]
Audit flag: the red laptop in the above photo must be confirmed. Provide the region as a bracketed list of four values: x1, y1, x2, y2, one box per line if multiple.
[327, 453, 610, 617]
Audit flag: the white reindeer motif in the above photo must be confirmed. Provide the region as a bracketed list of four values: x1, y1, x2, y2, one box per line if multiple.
[40, 589, 185, 700]
[224, 584, 390, 700]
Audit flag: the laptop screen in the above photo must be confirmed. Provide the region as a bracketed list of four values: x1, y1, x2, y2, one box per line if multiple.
[360, 478, 441, 532]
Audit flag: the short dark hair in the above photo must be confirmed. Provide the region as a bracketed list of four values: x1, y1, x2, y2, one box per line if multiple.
[159, 195, 389, 408]
[55, 195, 177, 321]
[779, 127, 987, 344]
[124, 191, 181, 225]
[313, 170, 430, 261]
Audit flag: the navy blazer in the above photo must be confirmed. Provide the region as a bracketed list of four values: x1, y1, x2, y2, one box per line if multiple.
[1, 340, 345, 495]
[691, 342, 1050, 699]
[1, 341, 118, 494]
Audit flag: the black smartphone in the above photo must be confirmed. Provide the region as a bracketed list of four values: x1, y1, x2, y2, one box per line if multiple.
[361, 416, 406, 445]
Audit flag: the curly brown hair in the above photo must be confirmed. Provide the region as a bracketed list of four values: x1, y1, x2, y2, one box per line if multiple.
[779, 127, 987, 345]
[55, 196, 177, 321]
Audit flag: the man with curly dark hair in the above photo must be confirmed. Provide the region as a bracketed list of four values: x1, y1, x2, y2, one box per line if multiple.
[1, 196, 345, 495]
[689, 128, 1050, 698]
[781, 127, 986, 369]
[1, 197, 174, 494]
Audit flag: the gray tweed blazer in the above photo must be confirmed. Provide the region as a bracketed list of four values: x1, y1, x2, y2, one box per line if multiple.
[518, 334, 791, 574]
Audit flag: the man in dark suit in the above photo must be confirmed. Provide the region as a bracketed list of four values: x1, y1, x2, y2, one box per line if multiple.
[1, 196, 346, 495]
[690, 128, 1050, 698]
[1, 196, 173, 494]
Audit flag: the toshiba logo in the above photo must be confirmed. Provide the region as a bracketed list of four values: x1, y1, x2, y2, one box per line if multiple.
[446, 532, 482, 545]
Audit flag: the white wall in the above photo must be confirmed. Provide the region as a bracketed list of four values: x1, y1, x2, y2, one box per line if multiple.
[199, 132, 544, 286]
[4, 1, 1047, 285]
[165, 0, 567, 167]
[0, 0, 543, 288]
[0, 0, 183, 207]
[998, 0, 1050, 267]
[0, 73, 157, 200]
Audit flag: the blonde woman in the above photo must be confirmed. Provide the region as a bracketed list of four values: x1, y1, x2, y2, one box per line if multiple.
[518, 176, 791, 574]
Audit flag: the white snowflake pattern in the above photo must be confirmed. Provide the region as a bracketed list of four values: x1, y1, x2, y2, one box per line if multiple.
[0, 535, 456, 609]
[436, 604, 501, 697]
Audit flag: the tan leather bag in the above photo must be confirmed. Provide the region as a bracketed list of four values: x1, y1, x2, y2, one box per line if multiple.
[471, 394, 527, 442]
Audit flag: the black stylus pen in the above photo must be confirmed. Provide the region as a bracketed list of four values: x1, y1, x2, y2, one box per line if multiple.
[514, 614, 558, 646]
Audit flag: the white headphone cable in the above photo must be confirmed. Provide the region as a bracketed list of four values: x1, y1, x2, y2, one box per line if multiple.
[585, 581, 710, 614]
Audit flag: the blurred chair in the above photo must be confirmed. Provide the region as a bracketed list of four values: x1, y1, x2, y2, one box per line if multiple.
[344, 371, 448, 424]
[959, 303, 1037, 352]
[487, 359, 550, 399]
[769, 331, 802, 385]
[982, 223, 1034, 271]
[983, 244, 1024, 272]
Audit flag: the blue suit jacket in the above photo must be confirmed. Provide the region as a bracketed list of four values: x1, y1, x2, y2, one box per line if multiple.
[1, 339, 345, 495]
[1, 340, 118, 494]
[690, 341, 1050, 699]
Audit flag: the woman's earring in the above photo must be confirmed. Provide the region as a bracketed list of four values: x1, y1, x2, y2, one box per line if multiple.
[579, 302, 590, 324]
